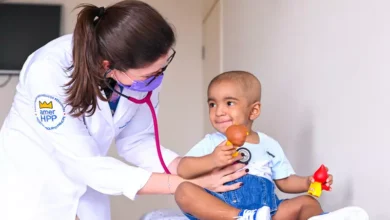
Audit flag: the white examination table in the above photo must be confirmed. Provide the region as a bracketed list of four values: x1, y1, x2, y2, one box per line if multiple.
[140, 208, 188, 220]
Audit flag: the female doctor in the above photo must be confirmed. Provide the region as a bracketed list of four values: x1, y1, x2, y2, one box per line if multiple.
[0, 1, 247, 220]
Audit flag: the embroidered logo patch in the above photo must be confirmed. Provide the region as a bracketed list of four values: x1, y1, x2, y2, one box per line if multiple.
[34, 94, 66, 130]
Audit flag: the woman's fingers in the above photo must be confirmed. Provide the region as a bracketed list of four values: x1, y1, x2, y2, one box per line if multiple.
[219, 162, 246, 176]
[215, 182, 243, 192]
[220, 167, 247, 184]
[203, 163, 247, 193]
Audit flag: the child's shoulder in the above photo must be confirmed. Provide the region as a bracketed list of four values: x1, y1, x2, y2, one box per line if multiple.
[256, 131, 283, 149]
[203, 132, 227, 143]
[186, 132, 226, 157]
[257, 131, 278, 142]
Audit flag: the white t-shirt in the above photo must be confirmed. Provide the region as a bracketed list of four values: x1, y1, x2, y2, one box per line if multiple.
[186, 132, 295, 181]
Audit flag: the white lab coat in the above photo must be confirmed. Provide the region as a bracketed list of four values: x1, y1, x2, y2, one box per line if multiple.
[0, 34, 179, 220]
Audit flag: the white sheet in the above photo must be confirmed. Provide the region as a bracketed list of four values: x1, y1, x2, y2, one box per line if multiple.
[140, 208, 188, 220]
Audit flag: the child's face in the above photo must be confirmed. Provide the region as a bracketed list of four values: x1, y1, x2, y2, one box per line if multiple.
[207, 81, 257, 134]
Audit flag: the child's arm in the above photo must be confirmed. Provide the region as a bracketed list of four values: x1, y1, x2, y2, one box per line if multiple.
[275, 170, 334, 194]
[177, 154, 216, 179]
[177, 141, 240, 179]
[274, 175, 311, 193]
[264, 137, 309, 194]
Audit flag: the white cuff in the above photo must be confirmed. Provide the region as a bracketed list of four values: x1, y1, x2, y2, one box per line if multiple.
[143, 147, 179, 173]
[123, 167, 152, 200]
[159, 148, 179, 173]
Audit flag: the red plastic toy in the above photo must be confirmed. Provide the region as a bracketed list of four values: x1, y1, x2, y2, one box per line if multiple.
[308, 164, 331, 197]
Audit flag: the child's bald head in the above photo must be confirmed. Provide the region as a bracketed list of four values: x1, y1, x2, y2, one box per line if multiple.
[208, 70, 261, 104]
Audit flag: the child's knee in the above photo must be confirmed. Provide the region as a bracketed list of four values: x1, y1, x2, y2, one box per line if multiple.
[299, 195, 320, 207]
[176, 181, 197, 195]
[297, 195, 322, 214]
[174, 181, 198, 207]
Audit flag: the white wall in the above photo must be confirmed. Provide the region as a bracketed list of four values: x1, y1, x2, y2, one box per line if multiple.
[221, 1, 390, 219]
[1, 0, 202, 219]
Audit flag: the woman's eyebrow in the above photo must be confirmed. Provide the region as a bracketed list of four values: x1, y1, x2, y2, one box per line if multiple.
[146, 68, 162, 76]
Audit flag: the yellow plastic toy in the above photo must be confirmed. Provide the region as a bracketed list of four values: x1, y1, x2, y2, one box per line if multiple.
[308, 182, 323, 198]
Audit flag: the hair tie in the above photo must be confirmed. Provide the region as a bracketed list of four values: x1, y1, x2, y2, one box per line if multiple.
[97, 7, 105, 18]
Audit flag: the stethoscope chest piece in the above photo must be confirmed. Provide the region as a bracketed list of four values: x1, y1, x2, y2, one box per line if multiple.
[237, 147, 251, 164]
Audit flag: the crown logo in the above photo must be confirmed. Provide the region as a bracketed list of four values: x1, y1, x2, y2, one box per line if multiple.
[39, 101, 53, 109]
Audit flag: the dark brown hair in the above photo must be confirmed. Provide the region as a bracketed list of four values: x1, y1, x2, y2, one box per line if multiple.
[65, 0, 175, 117]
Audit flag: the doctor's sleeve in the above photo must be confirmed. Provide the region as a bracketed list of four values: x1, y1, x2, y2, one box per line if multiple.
[26, 59, 150, 200]
[115, 85, 179, 173]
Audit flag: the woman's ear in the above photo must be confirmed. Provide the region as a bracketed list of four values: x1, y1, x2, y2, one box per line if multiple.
[102, 60, 110, 70]
[249, 101, 261, 120]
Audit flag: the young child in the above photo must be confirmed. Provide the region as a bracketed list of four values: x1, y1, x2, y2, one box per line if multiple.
[174, 71, 369, 220]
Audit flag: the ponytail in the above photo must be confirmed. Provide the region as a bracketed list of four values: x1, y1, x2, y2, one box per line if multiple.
[64, 0, 176, 118]
[65, 4, 106, 117]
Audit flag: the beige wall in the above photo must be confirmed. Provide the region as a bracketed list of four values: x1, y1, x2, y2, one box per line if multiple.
[1, 0, 202, 219]
[202, 0, 221, 134]
[202, 0, 216, 18]
[221, 0, 390, 219]
[4, 0, 389, 219]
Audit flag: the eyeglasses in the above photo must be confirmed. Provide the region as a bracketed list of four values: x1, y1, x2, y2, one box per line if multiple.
[146, 48, 176, 86]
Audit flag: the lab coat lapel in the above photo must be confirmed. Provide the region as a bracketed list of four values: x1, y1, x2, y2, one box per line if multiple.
[113, 88, 145, 125]
[97, 91, 113, 127]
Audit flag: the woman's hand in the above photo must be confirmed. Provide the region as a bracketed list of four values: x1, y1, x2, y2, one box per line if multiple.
[193, 162, 248, 192]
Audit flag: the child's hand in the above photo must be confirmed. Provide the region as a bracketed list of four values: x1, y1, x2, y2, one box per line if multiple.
[211, 141, 241, 168]
[309, 166, 333, 190]
[325, 174, 333, 189]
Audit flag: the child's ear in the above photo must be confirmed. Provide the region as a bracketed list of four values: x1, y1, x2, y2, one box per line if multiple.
[249, 101, 261, 120]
